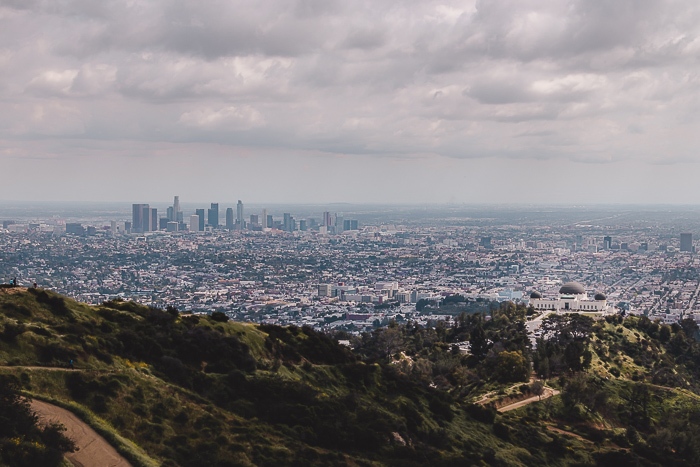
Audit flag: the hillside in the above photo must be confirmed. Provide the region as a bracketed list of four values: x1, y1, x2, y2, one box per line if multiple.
[1, 287, 700, 466]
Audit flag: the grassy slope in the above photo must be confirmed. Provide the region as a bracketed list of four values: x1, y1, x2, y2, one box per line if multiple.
[1, 288, 698, 466]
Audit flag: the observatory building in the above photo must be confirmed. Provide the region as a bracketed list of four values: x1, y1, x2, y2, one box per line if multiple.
[528, 282, 609, 314]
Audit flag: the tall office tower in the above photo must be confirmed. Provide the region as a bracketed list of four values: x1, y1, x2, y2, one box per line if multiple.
[323, 211, 332, 227]
[150, 208, 158, 232]
[283, 213, 291, 232]
[681, 233, 693, 252]
[267, 214, 273, 229]
[226, 208, 234, 230]
[167, 206, 174, 221]
[141, 205, 151, 231]
[335, 214, 344, 233]
[132, 204, 149, 232]
[195, 209, 205, 231]
[261, 209, 267, 228]
[250, 214, 258, 226]
[603, 236, 612, 250]
[173, 196, 180, 219]
[299, 219, 307, 231]
[236, 200, 244, 229]
[190, 214, 200, 232]
[208, 203, 219, 228]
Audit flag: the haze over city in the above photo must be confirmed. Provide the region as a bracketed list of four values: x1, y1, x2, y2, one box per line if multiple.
[3, 1, 700, 204]
[9, 3, 700, 465]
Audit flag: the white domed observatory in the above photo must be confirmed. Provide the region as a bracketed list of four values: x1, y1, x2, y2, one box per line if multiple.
[528, 282, 609, 314]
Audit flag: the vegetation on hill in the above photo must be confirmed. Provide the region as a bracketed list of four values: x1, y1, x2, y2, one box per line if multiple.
[2, 288, 700, 465]
[0, 373, 75, 466]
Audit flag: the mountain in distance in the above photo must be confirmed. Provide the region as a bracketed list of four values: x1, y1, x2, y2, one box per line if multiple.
[1, 286, 700, 466]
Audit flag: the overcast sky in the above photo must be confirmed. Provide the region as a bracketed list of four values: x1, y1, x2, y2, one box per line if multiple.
[2, 0, 700, 205]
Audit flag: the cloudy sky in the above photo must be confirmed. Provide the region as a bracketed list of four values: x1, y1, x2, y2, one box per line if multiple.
[2, 0, 700, 205]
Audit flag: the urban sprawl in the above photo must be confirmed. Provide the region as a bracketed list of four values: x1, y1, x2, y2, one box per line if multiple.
[2, 200, 700, 335]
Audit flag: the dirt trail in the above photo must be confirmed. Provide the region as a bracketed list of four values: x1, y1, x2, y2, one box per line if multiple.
[497, 387, 560, 412]
[0, 365, 77, 371]
[475, 377, 537, 406]
[0, 286, 28, 295]
[30, 399, 132, 467]
[546, 425, 588, 442]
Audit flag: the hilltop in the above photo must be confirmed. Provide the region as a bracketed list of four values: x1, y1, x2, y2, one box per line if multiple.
[1, 287, 700, 466]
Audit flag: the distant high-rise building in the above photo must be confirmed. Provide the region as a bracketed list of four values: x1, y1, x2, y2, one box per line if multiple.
[132, 204, 149, 232]
[208, 203, 219, 228]
[250, 214, 258, 226]
[65, 223, 85, 236]
[236, 200, 244, 230]
[283, 213, 292, 232]
[343, 219, 359, 231]
[681, 233, 693, 252]
[226, 208, 234, 230]
[195, 209, 205, 231]
[323, 211, 333, 227]
[140, 206, 151, 231]
[167, 206, 174, 221]
[190, 214, 200, 232]
[261, 209, 268, 228]
[150, 208, 158, 232]
[299, 219, 307, 231]
[173, 196, 181, 220]
[159, 217, 169, 230]
[267, 214, 273, 229]
[141, 206, 149, 231]
[335, 214, 344, 233]
[603, 236, 612, 250]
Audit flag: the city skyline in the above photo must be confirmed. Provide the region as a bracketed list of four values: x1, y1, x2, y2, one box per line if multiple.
[3, 202, 700, 328]
[4, 2, 700, 204]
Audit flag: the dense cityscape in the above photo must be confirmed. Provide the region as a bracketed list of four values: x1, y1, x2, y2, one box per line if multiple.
[3, 199, 700, 334]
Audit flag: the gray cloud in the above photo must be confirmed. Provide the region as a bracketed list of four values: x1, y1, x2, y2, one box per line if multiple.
[2, 0, 700, 203]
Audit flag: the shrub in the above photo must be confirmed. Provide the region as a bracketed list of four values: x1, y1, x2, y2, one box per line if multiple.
[465, 404, 496, 424]
[0, 323, 26, 342]
[210, 312, 229, 323]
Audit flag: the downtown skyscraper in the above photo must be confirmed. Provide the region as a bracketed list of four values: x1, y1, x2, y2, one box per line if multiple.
[236, 200, 244, 230]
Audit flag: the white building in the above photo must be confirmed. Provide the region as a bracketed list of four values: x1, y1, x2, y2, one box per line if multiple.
[528, 282, 610, 314]
[189, 215, 200, 232]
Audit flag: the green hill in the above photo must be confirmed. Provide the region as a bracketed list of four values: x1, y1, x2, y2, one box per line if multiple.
[2, 287, 700, 466]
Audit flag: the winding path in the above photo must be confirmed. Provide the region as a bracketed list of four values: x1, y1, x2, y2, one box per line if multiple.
[497, 387, 560, 412]
[30, 399, 132, 467]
